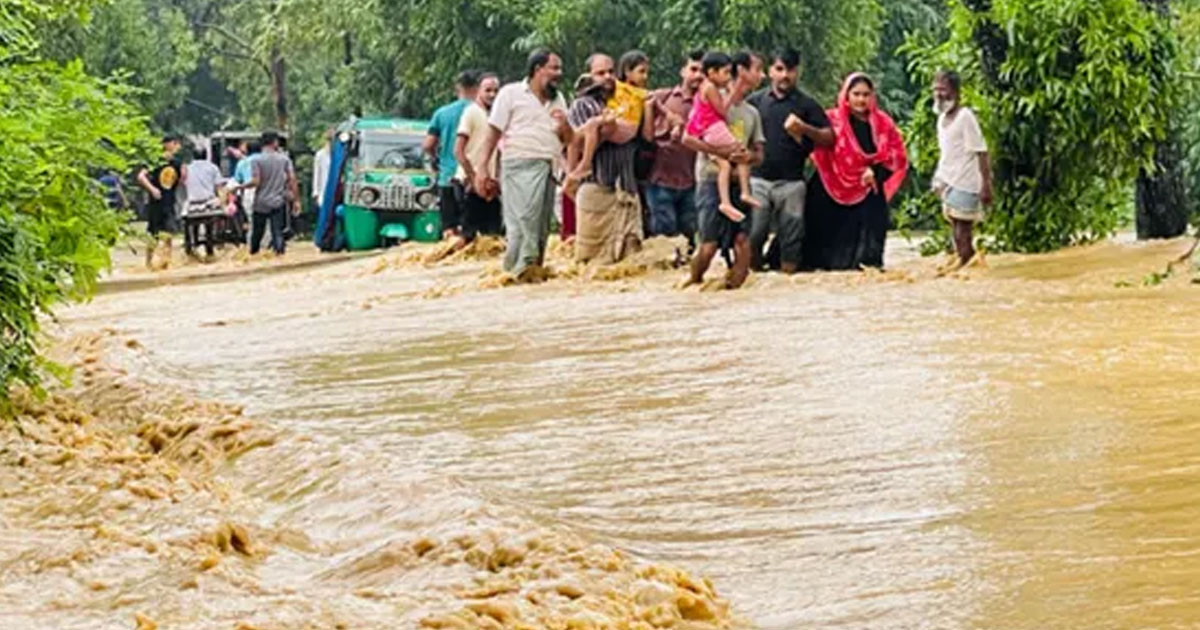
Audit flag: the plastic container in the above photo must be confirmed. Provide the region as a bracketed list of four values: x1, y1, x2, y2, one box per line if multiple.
[343, 205, 380, 250]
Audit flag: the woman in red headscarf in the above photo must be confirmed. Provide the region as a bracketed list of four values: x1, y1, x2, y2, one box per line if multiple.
[804, 73, 908, 270]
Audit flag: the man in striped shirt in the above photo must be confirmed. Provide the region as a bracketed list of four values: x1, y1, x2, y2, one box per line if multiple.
[567, 53, 646, 265]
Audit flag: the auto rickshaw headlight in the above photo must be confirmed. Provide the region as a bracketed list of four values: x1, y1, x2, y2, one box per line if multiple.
[415, 189, 437, 210]
[359, 187, 381, 205]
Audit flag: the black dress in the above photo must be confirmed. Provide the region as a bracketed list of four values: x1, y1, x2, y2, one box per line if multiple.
[803, 117, 891, 271]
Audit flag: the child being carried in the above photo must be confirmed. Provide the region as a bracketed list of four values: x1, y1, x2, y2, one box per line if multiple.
[685, 51, 760, 222]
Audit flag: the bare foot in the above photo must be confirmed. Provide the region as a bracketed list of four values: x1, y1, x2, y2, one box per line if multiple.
[675, 275, 701, 290]
[741, 193, 762, 210]
[718, 203, 746, 222]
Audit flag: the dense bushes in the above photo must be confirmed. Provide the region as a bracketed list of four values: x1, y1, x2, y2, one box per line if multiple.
[1, 1, 152, 412]
[904, 0, 1188, 252]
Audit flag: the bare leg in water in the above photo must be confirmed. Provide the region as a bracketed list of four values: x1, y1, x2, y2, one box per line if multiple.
[688, 233, 751, 289]
[952, 218, 976, 266]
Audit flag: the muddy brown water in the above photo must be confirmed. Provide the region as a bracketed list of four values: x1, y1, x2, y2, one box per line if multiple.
[31, 235, 1200, 629]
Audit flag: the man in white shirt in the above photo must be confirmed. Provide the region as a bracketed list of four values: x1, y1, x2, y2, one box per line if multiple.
[185, 148, 223, 209]
[449, 72, 502, 252]
[475, 49, 571, 280]
[933, 70, 993, 268]
[312, 129, 333, 211]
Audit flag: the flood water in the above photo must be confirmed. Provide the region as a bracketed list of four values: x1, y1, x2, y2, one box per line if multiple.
[39, 236, 1200, 629]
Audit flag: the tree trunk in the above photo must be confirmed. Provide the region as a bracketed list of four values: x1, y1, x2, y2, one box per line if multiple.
[1133, 0, 1190, 239]
[271, 47, 288, 132]
[1136, 129, 1191, 239]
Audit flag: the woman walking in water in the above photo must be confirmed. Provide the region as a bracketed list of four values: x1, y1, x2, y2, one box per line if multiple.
[804, 72, 908, 270]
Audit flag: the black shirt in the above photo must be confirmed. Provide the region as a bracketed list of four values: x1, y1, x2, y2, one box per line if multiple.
[148, 157, 183, 208]
[749, 87, 830, 181]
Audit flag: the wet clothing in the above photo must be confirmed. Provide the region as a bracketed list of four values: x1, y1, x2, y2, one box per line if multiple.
[803, 173, 888, 270]
[697, 179, 751, 244]
[941, 186, 984, 223]
[804, 118, 892, 270]
[745, 87, 829, 268]
[429, 99, 470, 187]
[500, 158, 555, 276]
[460, 189, 503, 242]
[748, 178, 807, 269]
[646, 183, 697, 239]
[748, 87, 829, 181]
[439, 185, 463, 232]
[804, 73, 908, 271]
[574, 183, 643, 264]
[250, 206, 286, 255]
[251, 150, 294, 214]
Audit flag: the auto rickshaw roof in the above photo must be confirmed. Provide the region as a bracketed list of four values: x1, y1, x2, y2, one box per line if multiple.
[352, 118, 429, 134]
[210, 130, 290, 140]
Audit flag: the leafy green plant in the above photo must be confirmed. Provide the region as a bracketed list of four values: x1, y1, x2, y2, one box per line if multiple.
[904, 0, 1182, 253]
[1, 0, 154, 413]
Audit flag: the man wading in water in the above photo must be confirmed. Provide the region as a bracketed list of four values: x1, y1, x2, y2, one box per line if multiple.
[475, 49, 571, 281]
[932, 69, 993, 269]
[682, 51, 765, 289]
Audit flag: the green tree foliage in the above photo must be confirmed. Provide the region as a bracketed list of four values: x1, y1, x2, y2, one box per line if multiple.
[191, 0, 891, 148]
[906, 0, 1185, 253]
[1, 0, 153, 412]
[37, 0, 201, 129]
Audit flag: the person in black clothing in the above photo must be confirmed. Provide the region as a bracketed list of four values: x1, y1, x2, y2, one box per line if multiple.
[137, 135, 188, 267]
[746, 48, 833, 273]
[805, 73, 909, 271]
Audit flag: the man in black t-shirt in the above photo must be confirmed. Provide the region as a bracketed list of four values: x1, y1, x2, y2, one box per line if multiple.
[137, 135, 188, 267]
[747, 49, 833, 273]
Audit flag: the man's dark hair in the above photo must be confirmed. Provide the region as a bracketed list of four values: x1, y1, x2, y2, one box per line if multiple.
[526, 48, 554, 79]
[248, 142, 262, 155]
[478, 71, 499, 84]
[261, 131, 281, 147]
[772, 48, 801, 70]
[617, 50, 649, 82]
[456, 69, 481, 89]
[731, 50, 761, 76]
[935, 69, 962, 93]
[161, 134, 178, 144]
[685, 49, 705, 65]
[701, 51, 731, 75]
[193, 148, 208, 161]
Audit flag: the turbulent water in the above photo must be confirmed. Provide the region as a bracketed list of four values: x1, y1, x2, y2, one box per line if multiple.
[8, 235, 1200, 629]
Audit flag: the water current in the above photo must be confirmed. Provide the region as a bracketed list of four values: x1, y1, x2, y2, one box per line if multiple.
[17, 235, 1200, 629]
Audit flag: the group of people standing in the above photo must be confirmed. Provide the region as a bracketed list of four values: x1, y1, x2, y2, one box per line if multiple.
[427, 45, 993, 286]
[134, 132, 301, 265]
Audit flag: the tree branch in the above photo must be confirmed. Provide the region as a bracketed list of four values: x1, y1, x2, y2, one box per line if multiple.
[195, 21, 255, 54]
[205, 41, 272, 78]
